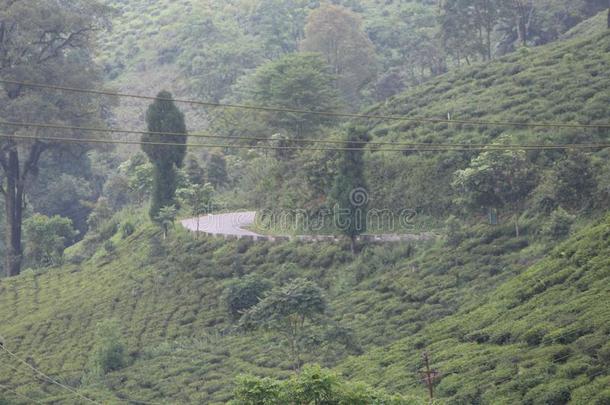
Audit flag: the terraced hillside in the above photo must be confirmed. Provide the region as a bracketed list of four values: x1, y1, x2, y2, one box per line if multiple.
[0, 205, 608, 403]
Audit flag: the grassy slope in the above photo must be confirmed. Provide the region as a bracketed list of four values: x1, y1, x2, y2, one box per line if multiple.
[0, 208, 608, 403]
[366, 11, 610, 145]
[339, 216, 610, 404]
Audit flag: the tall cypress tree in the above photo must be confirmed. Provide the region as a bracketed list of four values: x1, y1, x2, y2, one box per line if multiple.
[331, 126, 370, 254]
[142, 91, 187, 220]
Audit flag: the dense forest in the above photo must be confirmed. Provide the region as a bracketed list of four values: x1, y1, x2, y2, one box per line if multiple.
[0, 0, 609, 403]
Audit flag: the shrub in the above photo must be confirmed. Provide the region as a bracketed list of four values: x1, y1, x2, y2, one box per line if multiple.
[224, 275, 273, 321]
[24, 214, 78, 267]
[83, 319, 126, 383]
[231, 365, 413, 405]
[542, 207, 575, 240]
[445, 215, 465, 246]
[103, 240, 116, 255]
[121, 221, 136, 239]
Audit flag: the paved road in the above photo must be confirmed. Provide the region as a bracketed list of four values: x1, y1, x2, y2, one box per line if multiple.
[181, 211, 436, 242]
[181, 211, 261, 237]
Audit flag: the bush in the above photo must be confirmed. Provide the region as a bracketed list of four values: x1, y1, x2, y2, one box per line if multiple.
[24, 214, 78, 267]
[121, 221, 136, 239]
[224, 275, 273, 321]
[231, 365, 413, 405]
[542, 208, 575, 239]
[445, 215, 465, 246]
[83, 319, 126, 383]
[103, 240, 116, 255]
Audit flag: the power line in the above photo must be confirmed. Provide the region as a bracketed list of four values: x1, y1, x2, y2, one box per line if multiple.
[2, 79, 610, 130]
[0, 345, 100, 404]
[2, 120, 609, 149]
[1, 132, 610, 152]
[0, 382, 44, 404]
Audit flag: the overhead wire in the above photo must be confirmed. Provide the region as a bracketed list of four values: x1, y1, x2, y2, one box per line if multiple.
[2, 79, 610, 129]
[0, 381, 44, 404]
[1, 120, 609, 150]
[1, 132, 609, 152]
[0, 345, 100, 404]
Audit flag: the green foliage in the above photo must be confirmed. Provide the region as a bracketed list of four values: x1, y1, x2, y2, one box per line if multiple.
[206, 153, 229, 189]
[142, 91, 187, 219]
[541, 207, 575, 240]
[177, 183, 215, 220]
[83, 319, 126, 384]
[184, 154, 206, 185]
[23, 214, 77, 268]
[453, 149, 535, 212]
[301, 3, 377, 105]
[155, 205, 177, 239]
[234, 52, 341, 139]
[331, 126, 370, 249]
[225, 275, 273, 321]
[121, 221, 136, 239]
[1, 212, 609, 402]
[232, 364, 417, 404]
[119, 153, 154, 205]
[0, 0, 108, 276]
[240, 278, 327, 371]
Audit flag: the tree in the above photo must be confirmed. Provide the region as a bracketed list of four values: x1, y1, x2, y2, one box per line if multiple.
[224, 275, 273, 321]
[184, 154, 205, 185]
[179, 15, 263, 102]
[119, 152, 154, 205]
[142, 91, 188, 220]
[248, 0, 314, 58]
[231, 365, 413, 405]
[441, 0, 501, 62]
[177, 183, 214, 234]
[0, 0, 109, 276]
[300, 4, 377, 105]
[452, 149, 536, 236]
[156, 205, 177, 240]
[552, 150, 597, 211]
[236, 53, 341, 139]
[206, 153, 228, 189]
[331, 126, 369, 254]
[239, 278, 326, 372]
[23, 214, 77, 268]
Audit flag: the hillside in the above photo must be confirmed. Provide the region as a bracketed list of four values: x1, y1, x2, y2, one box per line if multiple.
[1, 6, 609, 405]
[0, 209, 609, 403]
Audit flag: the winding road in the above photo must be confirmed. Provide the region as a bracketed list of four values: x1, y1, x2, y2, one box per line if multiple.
[180, 211, 260, 237]
[181, 211, 436, 242]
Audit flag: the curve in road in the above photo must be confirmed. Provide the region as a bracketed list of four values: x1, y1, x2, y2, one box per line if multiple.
[180, 211, 260, 237]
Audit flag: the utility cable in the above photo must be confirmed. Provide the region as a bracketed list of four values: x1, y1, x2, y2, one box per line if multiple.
[1, 132, 609, 152]
[0, 345, 100, 404]
[2, 79, 610, 129]
[1, 119, 609, 149]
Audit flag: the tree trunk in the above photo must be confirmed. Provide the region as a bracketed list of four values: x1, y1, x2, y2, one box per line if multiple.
[515, 216, 520, 238]
[350, 236, 356, 255]
[4, 149, 23, 277]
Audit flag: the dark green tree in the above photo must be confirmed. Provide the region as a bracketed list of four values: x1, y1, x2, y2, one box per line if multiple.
[452, 149, 536, 236]
[206, 153, 228, 189]
[331, 126, 370, 254]
[239, 278, 326, 372]
[184, 154, 206, 185]
[0, 0, 109, 276]
[241, 53, 341, 139]
[23, 214, 77, 268]
[142, 91, 188, 220]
